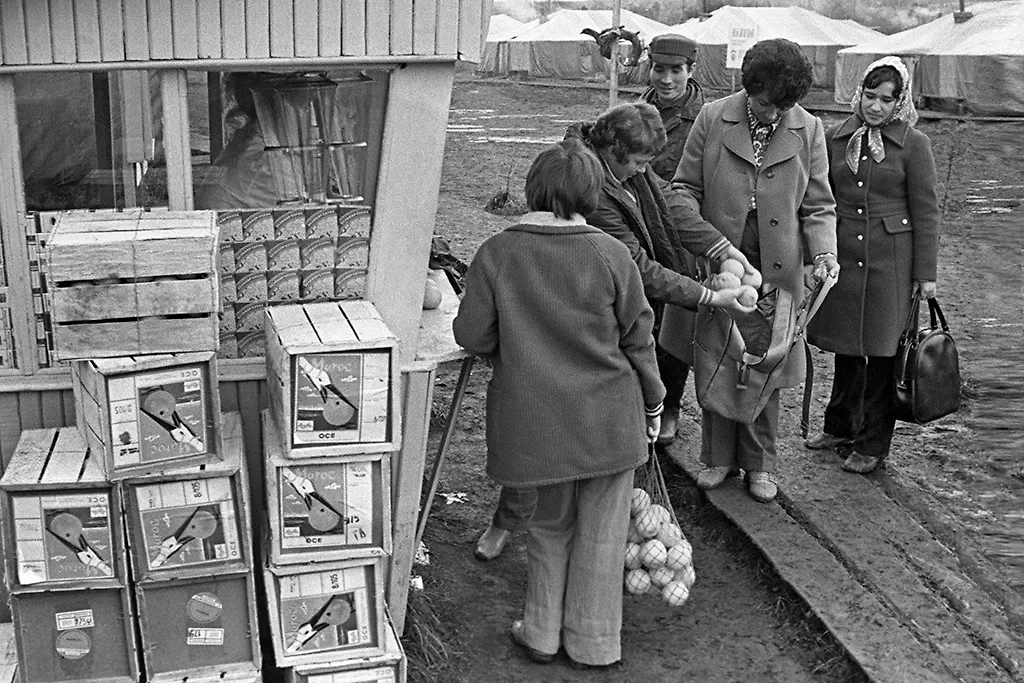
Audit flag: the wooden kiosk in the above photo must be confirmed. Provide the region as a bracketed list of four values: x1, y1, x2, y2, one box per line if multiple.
[0, 0, 487, 672]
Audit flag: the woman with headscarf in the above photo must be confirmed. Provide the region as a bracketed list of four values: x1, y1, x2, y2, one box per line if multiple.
[805, 56, 940, 474]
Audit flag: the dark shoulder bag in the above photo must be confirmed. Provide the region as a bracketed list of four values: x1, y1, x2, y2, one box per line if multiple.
[894, 293, 962, 424]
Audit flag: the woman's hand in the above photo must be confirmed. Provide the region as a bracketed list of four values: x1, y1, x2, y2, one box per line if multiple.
[812, 252, 840, 283]
[711, 287, 758, 314]
[716, 245, 757, 276]
[917, 280, 937, 299]
[645, 414, 661, 443]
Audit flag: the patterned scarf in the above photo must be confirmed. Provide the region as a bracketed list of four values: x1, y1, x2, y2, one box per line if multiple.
[845, 56, 918, 175]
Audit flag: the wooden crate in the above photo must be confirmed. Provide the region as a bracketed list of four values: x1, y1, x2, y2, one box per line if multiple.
[122, 412, 250, 582]
[285, 609, 405, 683]
[44, 210, 219, 359]
[265, 301, 401, 457]
[72, 352, 223, 479]
[263, 411, 391, 565]
[265, 557, 386, 668]
[10, 586, 139, 683]
[134, 569, 261, 683]
[0, 426, 126, 590]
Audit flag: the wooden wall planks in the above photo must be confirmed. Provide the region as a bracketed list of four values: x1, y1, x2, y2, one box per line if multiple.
[0, 0, 489, 66]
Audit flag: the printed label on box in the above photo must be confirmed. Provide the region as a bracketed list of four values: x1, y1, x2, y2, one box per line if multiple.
[279, 463, 374, 549]
[107, 364, 210, 467]
[187, 627, 226, 646]
[135, 477, 241, 571]
[13, 493, 114, 584]
[279, 567, 373, 654]
[292, 352, 390, 445]
[56, 609, 95, 631]
[307, 668, 396, 683]
[55, 630, 92, 660]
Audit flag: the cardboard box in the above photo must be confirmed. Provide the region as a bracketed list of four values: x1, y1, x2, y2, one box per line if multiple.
[265, 301, 400, 457]
[265, 558, 386, 667]
[134, 570, 261, 683]
[263, 411, 391, 564]
[72, 353, 223, 479]
[44, 210, 219, 359]
[121, 412, 250, 581]
[285, 609, 405, 683]
[0, 426, 126, 589]
[10, 587, 138, 683]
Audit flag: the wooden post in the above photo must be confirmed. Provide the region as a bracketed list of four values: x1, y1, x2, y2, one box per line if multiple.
[92, 72, 116, 207]
[160, 69, 194, 210]
[0, 76, 36, 377]
[609, 0, 621, 107]
[207, 72, 224, 161]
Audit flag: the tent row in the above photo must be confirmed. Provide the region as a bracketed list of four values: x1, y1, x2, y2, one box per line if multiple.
[480, 2, 1024, 116]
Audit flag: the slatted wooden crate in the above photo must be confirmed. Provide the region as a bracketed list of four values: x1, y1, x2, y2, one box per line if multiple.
[264, 557, 386, 668]
[0, 426, 126, 590]
[262, 411, 391, 565]
[122, 412, 250, 582]
[72, 352, 223, 479]
[134, 569, 261, 683]
[44, 210, 219, 360]
[284, 608, 405, 682]
[10, 586, 139, 683]
[265, 301, 401, 458]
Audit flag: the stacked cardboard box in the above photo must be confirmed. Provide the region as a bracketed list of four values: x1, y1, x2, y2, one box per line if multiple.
[262, 301, 406, 681]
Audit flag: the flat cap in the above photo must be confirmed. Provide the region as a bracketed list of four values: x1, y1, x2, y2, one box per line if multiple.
[648, 33, 697, 65]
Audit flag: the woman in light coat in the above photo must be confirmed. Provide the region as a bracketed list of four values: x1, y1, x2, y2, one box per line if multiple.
[672, 38, 838, 503]
[806, 57, 940, 474]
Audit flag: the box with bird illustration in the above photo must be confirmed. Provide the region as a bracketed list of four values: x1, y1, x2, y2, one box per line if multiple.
[263, 411, 391, 565]
[265, 301, 401, 458]
[264, 558, 386, 668]
[134, 569, 261, 682]
[0, 425, 127, 591]
[44, 209, 219, 360]
[284, 608, 405, 683]
[10, 586, 139, 683]
[72, 352, 223, 479]
[121, 411, 250, 582]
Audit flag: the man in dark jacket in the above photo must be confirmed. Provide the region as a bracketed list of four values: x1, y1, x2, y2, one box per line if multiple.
[640, 33, 705, 444]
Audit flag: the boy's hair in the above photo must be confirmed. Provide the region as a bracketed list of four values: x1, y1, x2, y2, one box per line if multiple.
[741, 38, 813, 109]
[525, 139, 603, 219]
[589, 103, 667, 163]
[863, 65, 903, 98]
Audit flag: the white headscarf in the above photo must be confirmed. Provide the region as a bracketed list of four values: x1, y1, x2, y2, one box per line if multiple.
[845, 56, 918, 175]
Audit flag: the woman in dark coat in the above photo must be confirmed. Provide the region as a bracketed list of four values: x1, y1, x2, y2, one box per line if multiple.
[806, 56, 940, 474]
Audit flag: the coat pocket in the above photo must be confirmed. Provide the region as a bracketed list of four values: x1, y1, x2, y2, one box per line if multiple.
[882, 215, 912, 234]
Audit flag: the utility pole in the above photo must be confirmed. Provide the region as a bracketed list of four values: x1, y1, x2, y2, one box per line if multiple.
[609, 0, 621, 107]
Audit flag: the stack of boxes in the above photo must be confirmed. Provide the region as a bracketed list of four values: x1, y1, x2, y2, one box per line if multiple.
[0, 210, 261, 682]
[261, 301, 406, 682]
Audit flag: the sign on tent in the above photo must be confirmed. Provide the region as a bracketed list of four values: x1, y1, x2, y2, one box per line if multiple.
[726, 26, 758, 69]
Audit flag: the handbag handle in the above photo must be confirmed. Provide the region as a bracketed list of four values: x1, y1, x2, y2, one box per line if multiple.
[926, 297, 950, 333]
[899, 291, 923, 346]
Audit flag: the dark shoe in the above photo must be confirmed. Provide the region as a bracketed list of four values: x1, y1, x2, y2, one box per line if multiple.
[656, 411, 680, 446]
[568, 657, 623, 671]
[510, 620, 554, 664]
[475, 524, 510, 561]
[842, 453, 881, 474]
[746, 471, 777, 503]
[804, 432, 853, 450]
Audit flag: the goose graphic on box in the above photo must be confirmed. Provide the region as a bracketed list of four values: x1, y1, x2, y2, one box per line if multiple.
[293, 352, 390, 444]
[108, 364, 211, 467]
[280, 568, 373, 654]
[280, 463, 373, 548]
[12, 493, 114, 585]
[134, 477, 242, 571]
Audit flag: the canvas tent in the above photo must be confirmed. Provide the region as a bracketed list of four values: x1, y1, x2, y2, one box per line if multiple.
[835, 1, 1024, 115]
[502, 9, 670, 80]
[478, 14, 539, 75]
[673, 6, 882, 90]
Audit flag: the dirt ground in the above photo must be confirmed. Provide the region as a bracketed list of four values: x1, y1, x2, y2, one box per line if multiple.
[402, 78, 1023, 682]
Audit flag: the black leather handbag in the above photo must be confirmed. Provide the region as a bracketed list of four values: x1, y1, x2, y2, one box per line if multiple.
[894, 293, 962, 424]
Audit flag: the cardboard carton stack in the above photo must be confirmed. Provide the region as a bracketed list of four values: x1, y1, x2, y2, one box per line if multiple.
[261, 301, 406, 682]
[0, 210, 261, 683]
